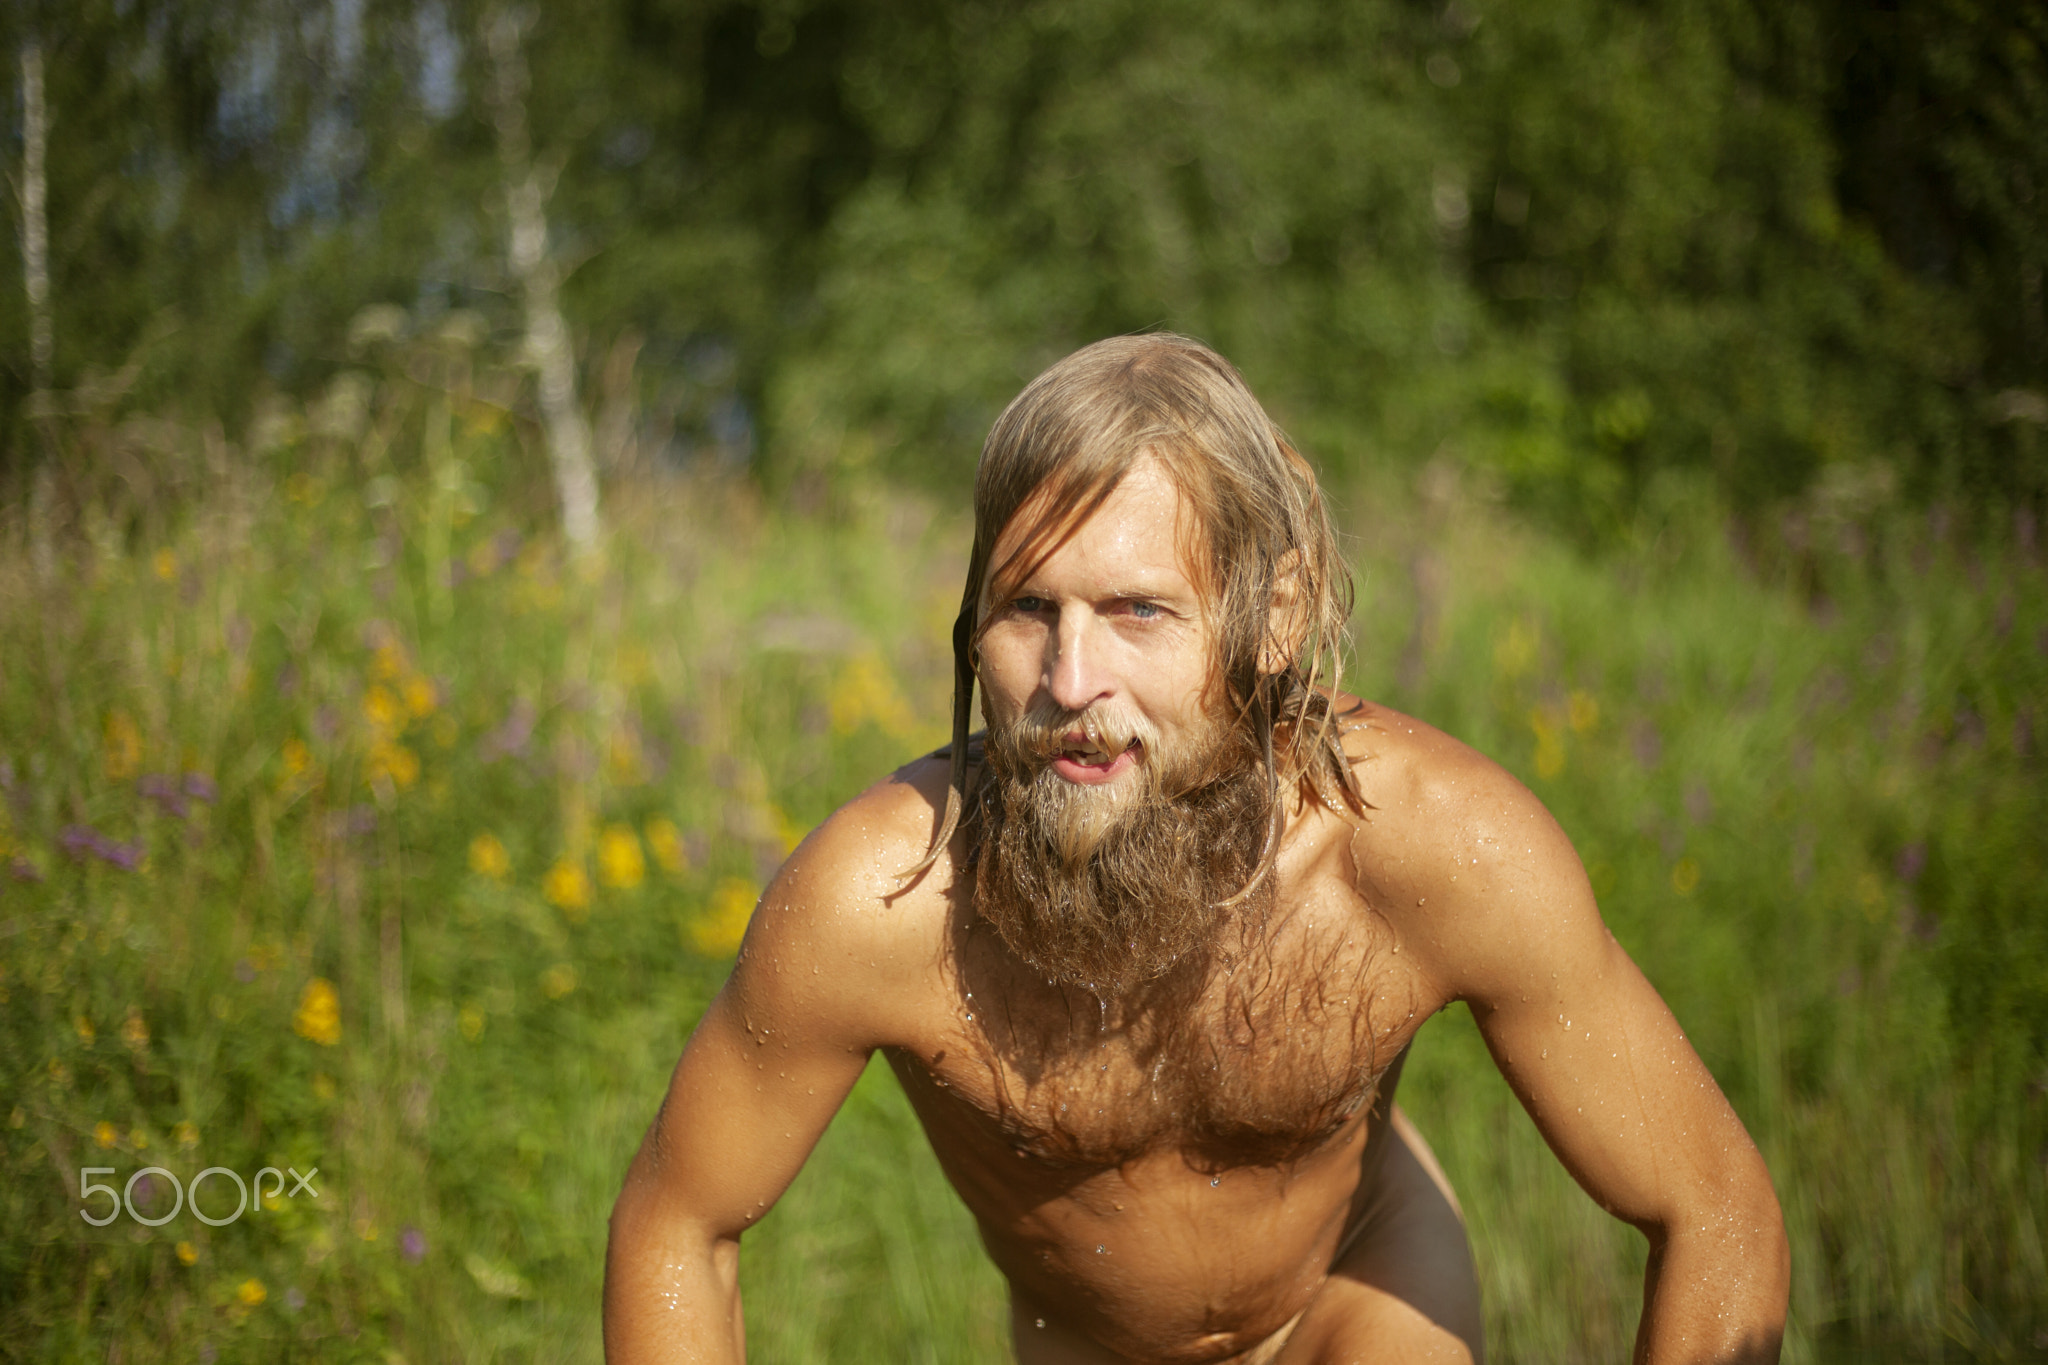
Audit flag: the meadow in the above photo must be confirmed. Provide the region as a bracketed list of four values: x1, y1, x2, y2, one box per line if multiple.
[1, 359, 2043, 1363]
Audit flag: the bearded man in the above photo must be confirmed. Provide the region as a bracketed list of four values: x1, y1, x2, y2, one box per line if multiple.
[604, 334, 1789, 1363]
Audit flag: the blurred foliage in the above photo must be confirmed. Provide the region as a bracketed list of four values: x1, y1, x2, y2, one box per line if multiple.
[0, 0, 2042, 531]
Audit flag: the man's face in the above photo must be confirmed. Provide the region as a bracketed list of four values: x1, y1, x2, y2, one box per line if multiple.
[976, 453, 1221, 797]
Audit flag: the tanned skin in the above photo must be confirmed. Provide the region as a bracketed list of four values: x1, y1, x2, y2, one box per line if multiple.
[604, 460, 1789, 1363]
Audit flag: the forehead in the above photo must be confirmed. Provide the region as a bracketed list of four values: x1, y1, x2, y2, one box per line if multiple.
[986, 455, 1202, 600]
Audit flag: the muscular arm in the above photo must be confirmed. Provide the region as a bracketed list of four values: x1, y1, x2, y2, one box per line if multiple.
[603, 770, 948, 1363]
[1359, 721, 1789, 1364]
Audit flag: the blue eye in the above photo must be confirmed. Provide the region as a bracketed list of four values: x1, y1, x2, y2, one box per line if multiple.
[1012, 596, 1051, 613]
[1127, 600, 1160, 619]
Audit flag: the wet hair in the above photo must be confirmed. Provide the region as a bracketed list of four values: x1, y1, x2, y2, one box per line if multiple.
[907, 332, 1358, 885]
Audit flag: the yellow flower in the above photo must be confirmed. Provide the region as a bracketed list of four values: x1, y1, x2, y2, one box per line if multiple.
[281, 737, 314, 780]
[645, 818, 687, 875]
[94, 1121, 118, 1148]
[152, 548, 178, 582]
[236, 1278, 266, 1307]
[458, 1003, 486, 1041]
[120, 1008, 149, 1051]
[130, 1127, 149, 1150]
[1671, 857, 1702, 896]
[362, 684, 405, 735]
[402, 674, 438, 720]
[366, 738, 420, 792]
[597, 824, 645, 890]
[690, 879, 758, 957]
[468, 832, 511, 880]
[540, 962, 578, 999]
[829, 653, 916, 738]
[1567, 689, 1600, 734]
[543, 858, 592, 920]
[175, 1241, 197, 1266]
[1494, 618, 1539, 680]
[1528, 707, 1565, 780]
[173, 1121, 199, 1147]
[605, 726, 648, 786]
[371, 642, 407, 681]
[293, 978, 342, 1046]
[75, 1015, 96, 1048]
[104, 711, 143, 781]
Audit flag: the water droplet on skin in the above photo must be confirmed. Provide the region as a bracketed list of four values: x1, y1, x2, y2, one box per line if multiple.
[1211, 1177, 1220, 1187]
[1096, 1245, 1107, 1255]
[1035, 1319, 1046, 1329]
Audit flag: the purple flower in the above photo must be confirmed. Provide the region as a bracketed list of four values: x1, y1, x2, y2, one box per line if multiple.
[1895, 842, 1927, 884]
[483, 699, 537, 761]
[234, 958, 257, 983]
[138, 774, 190, 820]
[98, 839, 144, 872]
[8, 857, 41, 882]
[400, 1226, 427, 1263]
[182, 772, 218, 803]
[284, 1287, 306, 1312]
[58, 826, 96, 862]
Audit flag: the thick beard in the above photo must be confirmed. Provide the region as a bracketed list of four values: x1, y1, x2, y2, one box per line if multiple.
[972, 693, 1275, 994]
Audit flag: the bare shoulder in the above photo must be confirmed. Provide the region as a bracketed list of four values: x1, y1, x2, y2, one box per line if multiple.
[1327, 695, 1604, 1002]
[727, 752, 964, 1049]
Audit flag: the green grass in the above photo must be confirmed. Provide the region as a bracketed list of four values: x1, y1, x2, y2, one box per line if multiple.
[0, 381, 2042, 1362]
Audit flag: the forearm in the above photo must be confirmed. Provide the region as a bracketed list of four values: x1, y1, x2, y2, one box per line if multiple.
[1633, 1213, 1789, 1365]
[603, 1172, 748, 1364]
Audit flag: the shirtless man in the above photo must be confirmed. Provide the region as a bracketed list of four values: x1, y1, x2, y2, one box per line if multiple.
[604, 334, 1789, 1363]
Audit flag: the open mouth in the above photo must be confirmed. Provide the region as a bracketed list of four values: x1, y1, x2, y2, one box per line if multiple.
[1050, 735, 1141, 783]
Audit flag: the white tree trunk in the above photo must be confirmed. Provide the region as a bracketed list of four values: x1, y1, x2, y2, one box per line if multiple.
[485, 8, 600, 552]
[22, 40, 51, 405]
[21, 39, 55, 580]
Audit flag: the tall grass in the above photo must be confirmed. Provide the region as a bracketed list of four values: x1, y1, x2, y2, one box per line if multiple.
[0, 368, 2041, 1362]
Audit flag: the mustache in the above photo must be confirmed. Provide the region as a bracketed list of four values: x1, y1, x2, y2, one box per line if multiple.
[1001, 697, 1159, 765]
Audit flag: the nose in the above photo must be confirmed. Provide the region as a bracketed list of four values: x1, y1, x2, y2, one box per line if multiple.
[1045, 606, 1112, 713]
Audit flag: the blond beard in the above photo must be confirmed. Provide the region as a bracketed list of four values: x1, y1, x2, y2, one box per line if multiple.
[971, 692, 1275, 994]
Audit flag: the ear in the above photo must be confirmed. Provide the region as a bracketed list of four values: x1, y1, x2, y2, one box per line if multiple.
[1259, 549, 1307, 675]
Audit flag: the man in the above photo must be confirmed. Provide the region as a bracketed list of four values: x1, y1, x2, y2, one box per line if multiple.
[605, 334, 1789, 1363]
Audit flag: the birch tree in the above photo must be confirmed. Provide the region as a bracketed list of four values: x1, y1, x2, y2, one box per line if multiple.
[484, 5, 600, 552]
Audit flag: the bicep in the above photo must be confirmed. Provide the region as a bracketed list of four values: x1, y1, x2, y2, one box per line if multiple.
[631, 974, 874, 1240]
[1421, 788, 1765, 1234]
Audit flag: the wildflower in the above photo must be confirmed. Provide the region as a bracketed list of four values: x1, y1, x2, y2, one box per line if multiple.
[130, 1127, 149, 1150]
[402, 675, 438, 720]
[75, 1015, 96, 1048]
[49, 1059, 71, 1088]
[138, 773, 190, 820]
[1567, 690, 1600, 734]
[366, 738, 420, 792]
[458, 1003, 485, 1041]
[176, 1241, 197, 1266]
[94, 1120, 117, 1148]
[543, 858, 592, 919]
[280, 738, 313, 781]
[597, 824, 646, 890]
[293, 978, 342, 1046]
[174, 1121, 199, 1147]
[829, 653, 916, 738]
[690, 879, 758, 957]
[120, 1009, 149, 1052]
[605, 726, 648, 786]
[236, 1278, 266, 1308]
[103, 712, 143, 781]
[540, 963, 578, 999]
[1528, 708, 1565, 780]
[362, 685, 405, 736]
[468, 832, 511, 880]
[284, 1287, 306, 1311]
[182, 772, 219, 803]
[1494, 619, 1539, 680]
[371, 641, 407, 681]
[645, 817, 687, 875]
[401, 1227, 427, 1263]
[1671, 857, 1702, 896]
[152, 549, 179, 582]
[8, 856, 40, 882]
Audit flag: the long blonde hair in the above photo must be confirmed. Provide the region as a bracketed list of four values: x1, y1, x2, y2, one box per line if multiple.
[907, 332, 1357, 882]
